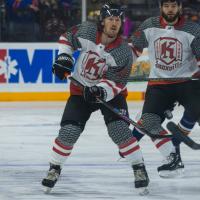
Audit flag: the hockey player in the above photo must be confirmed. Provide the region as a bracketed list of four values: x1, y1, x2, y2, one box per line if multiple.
[41, 2, 149, 195]
[131, 0, 200, 177]
[130, 106, 197, 177]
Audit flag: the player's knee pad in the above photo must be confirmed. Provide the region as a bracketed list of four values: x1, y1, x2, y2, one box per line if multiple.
[107, 120, 132, 145]
[140, 113, 163, 134]
[57, 122, 84, 146]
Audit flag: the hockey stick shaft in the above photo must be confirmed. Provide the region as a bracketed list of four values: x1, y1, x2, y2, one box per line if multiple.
[69, 76, 172, 139]
[167, 122, 200, 150]
[128, 76, 199, 82]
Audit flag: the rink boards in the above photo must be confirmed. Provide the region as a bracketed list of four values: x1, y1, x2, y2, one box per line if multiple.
[0, 43, 147, 101]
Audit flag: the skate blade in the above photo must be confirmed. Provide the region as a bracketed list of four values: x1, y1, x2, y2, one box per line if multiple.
[159, 168, 184, 178]
[137, 187, 149, 196]
[43, 186, 52, 194]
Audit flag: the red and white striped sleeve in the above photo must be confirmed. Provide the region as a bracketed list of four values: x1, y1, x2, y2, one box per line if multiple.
[58, 34, 74, 55]
[57, 25, 80, 56]
[97, 78, 125, 101]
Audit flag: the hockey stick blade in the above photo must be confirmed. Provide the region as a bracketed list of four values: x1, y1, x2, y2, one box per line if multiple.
[69, 76, 172, 139]
[167, 122, 200, 150]
[128, 76, 199, 82]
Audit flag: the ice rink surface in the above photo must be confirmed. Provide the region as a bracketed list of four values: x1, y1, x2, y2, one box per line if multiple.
[0, 101, 200, 200]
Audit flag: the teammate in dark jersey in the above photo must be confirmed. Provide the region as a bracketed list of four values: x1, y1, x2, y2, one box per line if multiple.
[41, 2, 149, 195]
[131, 0, 200, 177]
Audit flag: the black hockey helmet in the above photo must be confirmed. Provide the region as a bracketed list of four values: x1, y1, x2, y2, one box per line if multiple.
[159, 0, 182, 6]
[99, 3, 124, 22]
[97, 2, 125, 33]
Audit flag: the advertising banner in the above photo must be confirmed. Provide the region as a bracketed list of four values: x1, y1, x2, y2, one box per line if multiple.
[0, 43, 147, 101]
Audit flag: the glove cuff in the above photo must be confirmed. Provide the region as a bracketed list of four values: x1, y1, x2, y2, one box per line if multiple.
[57, 53, 74, 65]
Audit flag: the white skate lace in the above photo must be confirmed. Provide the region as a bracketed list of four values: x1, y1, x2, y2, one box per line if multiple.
[162, 154, 174, 165]
[46, 169, 60, 181]
[135, 169, 146, 181]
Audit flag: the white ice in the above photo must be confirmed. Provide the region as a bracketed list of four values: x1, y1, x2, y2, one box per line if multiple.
[0, 101, 200, 200]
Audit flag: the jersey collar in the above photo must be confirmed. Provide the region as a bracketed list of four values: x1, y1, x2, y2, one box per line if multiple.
[96, 31, 123, 51]
[160, 16, 185, 29]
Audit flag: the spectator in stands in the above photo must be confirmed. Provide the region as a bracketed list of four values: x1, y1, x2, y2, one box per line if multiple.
[38, 0, 67, 41]
[6, 0, 39, 41]
[60, 0, 72, 8]
[0, 0, 6, 40]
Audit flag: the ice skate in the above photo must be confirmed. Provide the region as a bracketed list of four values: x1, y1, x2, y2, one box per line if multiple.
[158, 152, 184, 178]
[132, 163, 150, 195]
[42, 164, 61, 193]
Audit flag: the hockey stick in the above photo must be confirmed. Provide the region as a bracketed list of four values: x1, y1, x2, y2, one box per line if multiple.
[167, 121, 200, 150]
[128, 76, 199, 82]
[68, 76, 172, 139]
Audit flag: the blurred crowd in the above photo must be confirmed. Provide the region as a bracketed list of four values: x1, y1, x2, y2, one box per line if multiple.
[0, 0, 81, 41]
[0, 0, 200, 42]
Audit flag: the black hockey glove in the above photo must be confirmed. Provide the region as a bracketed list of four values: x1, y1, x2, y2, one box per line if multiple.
[52, 53, 74, 80]
[83, 86, 107, 103]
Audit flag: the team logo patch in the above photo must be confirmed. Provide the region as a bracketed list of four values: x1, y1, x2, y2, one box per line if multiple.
[154, 37, 182, 65]
[81, 50, 107, 81]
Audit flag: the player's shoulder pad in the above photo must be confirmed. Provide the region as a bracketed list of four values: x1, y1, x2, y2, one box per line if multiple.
[184, 21, 200, 37]
[139, 17, 157, 30]
[111, 41, 133, 65]
[74, 21, 97, 39]
[81, 21, 96, 27]
[120, 41, 133, 55]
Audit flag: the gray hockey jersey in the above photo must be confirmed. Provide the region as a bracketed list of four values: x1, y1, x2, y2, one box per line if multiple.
[57, 21, 135, 101]
[131, 16, 200, 84]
